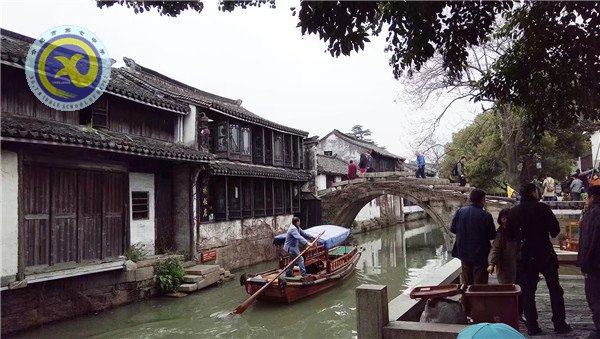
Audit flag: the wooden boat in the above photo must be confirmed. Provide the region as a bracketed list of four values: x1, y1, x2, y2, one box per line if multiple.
[240, 225, 362, 303]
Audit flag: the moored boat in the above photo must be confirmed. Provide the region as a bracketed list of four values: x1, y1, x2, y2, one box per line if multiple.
[240, 225, 362, 303]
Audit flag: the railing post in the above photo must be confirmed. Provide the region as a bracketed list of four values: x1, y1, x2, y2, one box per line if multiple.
[356, 284, 389, 339]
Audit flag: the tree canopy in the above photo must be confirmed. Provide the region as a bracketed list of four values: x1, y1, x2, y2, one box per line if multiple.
[98, 1, 600, 134]
[348, 125, 374, 143]
[440, 109, 588, 193]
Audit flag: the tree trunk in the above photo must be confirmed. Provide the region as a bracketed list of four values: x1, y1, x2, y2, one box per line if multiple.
[497, 103, 522, 189]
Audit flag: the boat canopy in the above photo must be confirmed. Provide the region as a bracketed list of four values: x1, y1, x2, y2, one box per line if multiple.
[273, 225, 351, 250]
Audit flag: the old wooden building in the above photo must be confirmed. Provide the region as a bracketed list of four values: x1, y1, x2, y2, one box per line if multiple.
[0, 28, 309, 332]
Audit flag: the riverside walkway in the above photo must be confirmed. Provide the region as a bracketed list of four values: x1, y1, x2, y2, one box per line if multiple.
[356, 259, 592, 339]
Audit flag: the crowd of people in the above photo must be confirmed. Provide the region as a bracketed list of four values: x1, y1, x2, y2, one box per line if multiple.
[452, 185, 599, 337]
[531, 168, 600, 202]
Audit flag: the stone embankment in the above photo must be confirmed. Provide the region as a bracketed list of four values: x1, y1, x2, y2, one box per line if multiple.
[176, 265, 234, 294]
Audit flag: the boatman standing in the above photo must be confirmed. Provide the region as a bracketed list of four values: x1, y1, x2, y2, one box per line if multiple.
[284, 217, 314, 277]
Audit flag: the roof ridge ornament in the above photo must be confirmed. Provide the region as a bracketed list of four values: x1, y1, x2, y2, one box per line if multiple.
[123, 56, 140, 71]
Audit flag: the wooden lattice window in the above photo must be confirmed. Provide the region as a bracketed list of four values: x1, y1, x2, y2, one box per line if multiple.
[132, 191, 149, 220]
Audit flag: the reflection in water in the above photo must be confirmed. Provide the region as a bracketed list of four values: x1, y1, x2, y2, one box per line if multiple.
[11, 220, 448, 339]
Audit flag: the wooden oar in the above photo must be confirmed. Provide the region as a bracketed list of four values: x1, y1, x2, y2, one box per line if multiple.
[230, 231, 325, 315]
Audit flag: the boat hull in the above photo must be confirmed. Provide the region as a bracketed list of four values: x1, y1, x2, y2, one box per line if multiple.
[244, 249, 361, 303]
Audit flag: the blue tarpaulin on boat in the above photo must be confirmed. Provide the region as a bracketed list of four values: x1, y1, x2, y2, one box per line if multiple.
[273, 225, 351, 250]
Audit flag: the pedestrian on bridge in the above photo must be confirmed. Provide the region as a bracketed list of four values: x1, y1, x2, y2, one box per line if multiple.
[451, 188, 496, 285]
[508, 183, 571, 336]
[571, 175, 584, 201]
[578, 185, 600, 339]
[415, 151, 426, 178]
[542, 176, 557, 201]
[347, 160, 358, 180]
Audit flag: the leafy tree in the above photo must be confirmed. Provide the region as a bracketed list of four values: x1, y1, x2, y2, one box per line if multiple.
[99, 1, 600, 134]
[441, 109, 588, 193]
[348, 125, 374, 143]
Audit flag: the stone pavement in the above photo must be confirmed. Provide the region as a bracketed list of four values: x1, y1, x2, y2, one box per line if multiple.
[498, 275, 593, 338]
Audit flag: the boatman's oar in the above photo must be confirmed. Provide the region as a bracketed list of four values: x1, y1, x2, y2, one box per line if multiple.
[229, 231, 325, 315]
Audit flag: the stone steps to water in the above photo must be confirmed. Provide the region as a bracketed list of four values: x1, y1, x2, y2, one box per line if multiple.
[176, 264, 235, 294]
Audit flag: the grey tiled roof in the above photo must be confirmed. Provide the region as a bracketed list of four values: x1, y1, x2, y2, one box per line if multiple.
[1, 114, 212, 162]
[317, 154, 348, 176]
[210, 160, 310, 181]
[325, 130, 406, 161]
[0, 29, 189, 114]
[121, 57, 309, 137]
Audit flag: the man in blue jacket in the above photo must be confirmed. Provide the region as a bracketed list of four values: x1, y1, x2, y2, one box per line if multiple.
[579, 185, 600, 339]
[283, 217, 314, 277]
[415, 151, 426, 178]
[451, 188, 496, 285]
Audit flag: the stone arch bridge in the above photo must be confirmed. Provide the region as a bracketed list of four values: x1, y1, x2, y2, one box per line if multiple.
[318, 172, 511, 247]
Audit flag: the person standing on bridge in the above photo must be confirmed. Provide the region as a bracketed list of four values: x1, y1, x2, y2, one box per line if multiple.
[347, 160, 358, 180]
[508, 183, 571, 335]
[571, 175, 584, 201]
[358, 153, 368, 174]
[578, 185, 600, 339]
[451, 188, 496, 285]
[415, 151, 426, 178]
[542, 176, 557, 201]
[453, 156, 467, 186]
[366, 150, 374, 173]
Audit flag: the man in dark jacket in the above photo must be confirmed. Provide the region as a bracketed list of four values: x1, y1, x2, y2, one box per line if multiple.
[451, 189, 496, 285]
[578, 185, 600, 339]
[509, 183, 571, 335]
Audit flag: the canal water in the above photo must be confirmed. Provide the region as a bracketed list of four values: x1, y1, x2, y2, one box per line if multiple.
[13, 220, 449, 339]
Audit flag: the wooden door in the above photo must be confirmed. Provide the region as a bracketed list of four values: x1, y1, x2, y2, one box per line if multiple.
[103, 172, 125, 259]
[50, 168, 78, 265]
[79, 171, 103, 261]
[22, 165, 50, 267]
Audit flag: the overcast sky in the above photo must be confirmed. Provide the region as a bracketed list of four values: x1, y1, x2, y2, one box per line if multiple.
[1, 0, 479, 159]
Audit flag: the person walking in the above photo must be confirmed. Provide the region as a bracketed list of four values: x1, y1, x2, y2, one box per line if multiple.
[366, 151, 374, 173]
[358, 153, 367, 174]
[508, 183, 571, 335]
[415, 151, 426, 178]
[578, 185, 600, 339]
[542, 176, 557, 201]
[347, 160, 358, 180]
[532, 176, 543, 197]
[487, 208, 519, 284]
[283, 217, 313, 277]
[571, 175, 584, 201]
[589, 171, 600, 187]
[451, 189, 496, 285]
[456, 156, 467, 186]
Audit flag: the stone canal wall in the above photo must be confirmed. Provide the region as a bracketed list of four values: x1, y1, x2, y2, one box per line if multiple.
[0, 260, 160, 335]
[197, 215, 292, 271]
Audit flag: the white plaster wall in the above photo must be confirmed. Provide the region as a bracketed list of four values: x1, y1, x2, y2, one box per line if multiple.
[316, 174, 327, 191]
[129, 172, 156, 255]
[199, 220, 243, 248]
[334, 176, 342, 183]
[183, 104, 197, 146]
[355, 198, 382, 221]
[318, 134, 363, 163]
[1, 150, 19, 278]
[199, 215, 293, 248]
[591, 130, 600, 169]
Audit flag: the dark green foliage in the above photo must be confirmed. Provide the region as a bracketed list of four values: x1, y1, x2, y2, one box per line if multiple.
[126, 242, 146, 263]
[154, 257, 185, 293]
[441, 109, 588, 192]
[348, 125, 373, 143]
[98, 1, 600, 135]
[97, 0, 203, 17]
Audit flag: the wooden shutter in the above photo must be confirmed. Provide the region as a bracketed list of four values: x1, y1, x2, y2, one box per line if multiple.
[22, 165, 50, 267]
[102, 172, 126, 259]
[50, 168, 78, 265]
[79, 171, 103, 261]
